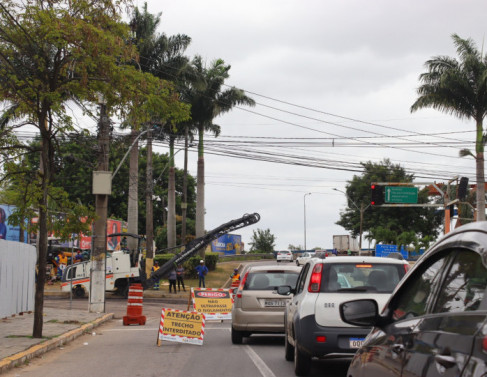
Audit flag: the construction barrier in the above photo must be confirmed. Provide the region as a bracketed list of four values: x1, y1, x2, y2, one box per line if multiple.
[122, 283, 146, 326]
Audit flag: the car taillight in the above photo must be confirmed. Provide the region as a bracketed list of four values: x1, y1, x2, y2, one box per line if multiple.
[404, 263, 411, 273]
[308, 263, 323, 292]
[482, 335, 487, 352]
[316, 336, 326, 343]
[237, 271, 249, 298]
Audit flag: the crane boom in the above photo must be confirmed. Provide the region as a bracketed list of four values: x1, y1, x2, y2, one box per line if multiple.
[140, 212, 260, 289]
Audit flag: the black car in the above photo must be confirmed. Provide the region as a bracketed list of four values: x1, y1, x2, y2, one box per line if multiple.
[340, 221, 487, 377]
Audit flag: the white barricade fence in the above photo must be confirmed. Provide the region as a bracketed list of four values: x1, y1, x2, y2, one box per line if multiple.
[0, 240, 36, 318]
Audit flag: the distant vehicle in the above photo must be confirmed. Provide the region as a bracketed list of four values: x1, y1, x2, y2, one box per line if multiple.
[277, 250, 294, 262]
[340, 221, 487, 377]
[296, 252, 315, 266]
[333, 234, 359, 254]
[231, 264, 301, 344]
[278, 256, 410, 376]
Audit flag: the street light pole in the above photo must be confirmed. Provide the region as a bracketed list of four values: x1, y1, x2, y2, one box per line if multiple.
[333, 188, 370, 254]
[304, 193, 312, 251]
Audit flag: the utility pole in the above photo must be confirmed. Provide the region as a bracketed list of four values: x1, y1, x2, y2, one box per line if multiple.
[145, 129, 154, 277]
[127, 130, 139, 252]
[90, 98, 110, 313]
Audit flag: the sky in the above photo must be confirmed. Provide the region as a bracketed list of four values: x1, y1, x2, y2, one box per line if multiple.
[54, 0, 486, 251]
[128, 0, 487, 251]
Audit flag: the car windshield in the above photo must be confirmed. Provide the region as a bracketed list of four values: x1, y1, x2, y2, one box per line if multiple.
[245, 270, 299, 290]
[322, 263, 406, 293]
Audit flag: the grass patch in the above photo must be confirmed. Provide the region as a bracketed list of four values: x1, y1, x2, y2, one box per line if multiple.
[154, 261, 243, 292]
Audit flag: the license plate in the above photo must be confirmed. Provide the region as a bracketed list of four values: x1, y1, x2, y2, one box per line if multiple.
[349, 337, 365, 348]
[264, 300, 286, 307]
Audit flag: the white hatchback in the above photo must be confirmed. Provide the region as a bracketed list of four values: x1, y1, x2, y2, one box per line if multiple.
[296, 252, 315, 266]
[276, 250, 294, 262]
[278, 256, 410, 376]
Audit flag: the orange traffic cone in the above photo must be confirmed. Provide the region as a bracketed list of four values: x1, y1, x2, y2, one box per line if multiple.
[123, 283, 146, 326]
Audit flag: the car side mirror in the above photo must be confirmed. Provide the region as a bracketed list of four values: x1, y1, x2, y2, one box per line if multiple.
[277, 285, 293, 296]
[339, 299, 379, 327]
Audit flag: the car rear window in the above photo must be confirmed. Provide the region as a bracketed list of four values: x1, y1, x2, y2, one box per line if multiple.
[245, 270, 299, 291]
[321, 263, 407, 293]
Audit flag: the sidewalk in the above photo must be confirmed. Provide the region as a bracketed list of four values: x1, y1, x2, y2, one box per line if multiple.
[0, 307, 113, 374]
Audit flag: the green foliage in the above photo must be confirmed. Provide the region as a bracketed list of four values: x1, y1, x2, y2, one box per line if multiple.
[411, 34, 487, 220]
[249, 228, 276, 252]
[337, 159, 442, 247]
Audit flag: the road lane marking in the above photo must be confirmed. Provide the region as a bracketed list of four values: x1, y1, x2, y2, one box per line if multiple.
[243, 345, 277, 377]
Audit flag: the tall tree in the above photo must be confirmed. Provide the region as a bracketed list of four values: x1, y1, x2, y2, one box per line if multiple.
[0, 0, 187, 337]
[184, 56, 256, 255]
[336, 159, 442, 247]
[411, 34, 487, 221]
[129, 3, 191, 268]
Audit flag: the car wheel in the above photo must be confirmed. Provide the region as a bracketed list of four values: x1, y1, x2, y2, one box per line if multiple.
[73, 285, 85, 298]
[284, 332, 294, 361]
[296, 261, 299, 266]
[277, 260, 281, 263]
[231, 326, 243, 344]
[294, 340, 311, 376]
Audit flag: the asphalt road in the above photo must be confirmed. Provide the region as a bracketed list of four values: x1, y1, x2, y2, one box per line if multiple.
[3, 297, 350, 377]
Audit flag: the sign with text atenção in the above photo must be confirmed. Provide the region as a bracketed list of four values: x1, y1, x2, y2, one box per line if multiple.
[158, 308, 205, 346]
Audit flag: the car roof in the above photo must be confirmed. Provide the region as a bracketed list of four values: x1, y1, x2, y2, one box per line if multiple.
[244, 264, 302, 273]
[414, 220, 487, 267]
[310, 256, 409, 265]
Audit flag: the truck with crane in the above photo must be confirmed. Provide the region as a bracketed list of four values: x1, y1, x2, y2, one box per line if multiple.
[61, 213, 261, 297]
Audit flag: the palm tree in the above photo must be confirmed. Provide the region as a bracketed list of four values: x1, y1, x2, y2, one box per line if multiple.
[411, 34, 487, 221]
[184, 57, 256, 254]
[129, 3, 191, 257]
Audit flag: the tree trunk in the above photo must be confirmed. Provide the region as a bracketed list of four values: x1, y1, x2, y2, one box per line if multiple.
[195, 127, 205, 258]
[476, 152, 486, 221]
[167, 136, 176, 248]
[476, 119, 486, 221]
[181, 127, 189, 244]
[127, 130, 139, 251]
[33, 113, 50, 338]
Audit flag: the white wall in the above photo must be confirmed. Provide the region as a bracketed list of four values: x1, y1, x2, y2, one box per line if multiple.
[0, 240, 36, 318]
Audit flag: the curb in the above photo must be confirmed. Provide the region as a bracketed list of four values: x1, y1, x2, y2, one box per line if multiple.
[0, 313, 114, 374]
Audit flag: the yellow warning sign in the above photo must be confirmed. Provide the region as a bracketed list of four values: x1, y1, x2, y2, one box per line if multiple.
[158, 308, 205, 346]
[191, 288, 233, 320]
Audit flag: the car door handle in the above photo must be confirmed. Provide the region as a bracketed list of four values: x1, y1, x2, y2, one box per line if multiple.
[434, 354, 456, 369]
[391, 344, 404, 354]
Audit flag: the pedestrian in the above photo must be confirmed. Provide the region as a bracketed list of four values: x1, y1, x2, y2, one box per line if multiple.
[176, 264, 186, 292]
[152, 261, 160, 290]
[0, 207, 7, 240]
[347, 248, 352, 256]
[195, 259, 209, 288]
[74, 250, 83, 263]
[230, 268, 240, 292]
[56, 252, 68, 280]
[168, 269, 177, 293]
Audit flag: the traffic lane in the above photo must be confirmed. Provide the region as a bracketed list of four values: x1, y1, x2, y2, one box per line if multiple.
[239, 334, 351, 377]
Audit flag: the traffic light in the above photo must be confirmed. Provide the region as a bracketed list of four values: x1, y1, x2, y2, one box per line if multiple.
[458, 177, 469, 200]
[371, 184, 384, 205]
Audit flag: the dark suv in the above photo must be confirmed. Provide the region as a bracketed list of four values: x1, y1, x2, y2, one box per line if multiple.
[340, 221, 487, 377]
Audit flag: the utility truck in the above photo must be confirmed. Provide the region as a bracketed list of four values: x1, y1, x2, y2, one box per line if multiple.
[61, 213, 261, 297]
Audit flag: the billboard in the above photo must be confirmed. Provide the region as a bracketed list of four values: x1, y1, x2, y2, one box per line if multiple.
[0, 204, 28, 242]
[211, 234, 242, 255]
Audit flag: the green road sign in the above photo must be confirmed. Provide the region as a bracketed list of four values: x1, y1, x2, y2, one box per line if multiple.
[385, 186, 418, 204]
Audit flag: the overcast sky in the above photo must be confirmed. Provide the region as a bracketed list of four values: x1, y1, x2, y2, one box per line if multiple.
[124, 0, 487, 250]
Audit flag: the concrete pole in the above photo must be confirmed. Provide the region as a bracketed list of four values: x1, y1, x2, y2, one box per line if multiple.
[90, 102, 109, 313]
[145, 129, 154, 277]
